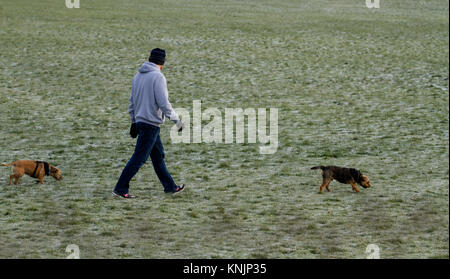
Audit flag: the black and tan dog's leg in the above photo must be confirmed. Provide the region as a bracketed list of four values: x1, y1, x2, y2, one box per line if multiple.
[320, 177, 332, 193]
[350, 182, 360, 193]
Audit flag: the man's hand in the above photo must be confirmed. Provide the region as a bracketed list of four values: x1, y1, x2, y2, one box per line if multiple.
[130, 123, 138, 138]
[176, 120, 184, 132]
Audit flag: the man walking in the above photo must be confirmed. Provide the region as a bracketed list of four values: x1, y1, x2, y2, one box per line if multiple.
[113, 48, 185, 198]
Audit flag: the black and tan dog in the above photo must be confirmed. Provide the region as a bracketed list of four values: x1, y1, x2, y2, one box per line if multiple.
[2, 160, 62, 185]
[311, 166, 371, 193]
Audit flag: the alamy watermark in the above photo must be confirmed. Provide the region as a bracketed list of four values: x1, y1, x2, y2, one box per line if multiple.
[66, 244, 80, 259]
[366, 0, 380, 9]
[365, 244, 381, 259]
[170, 100, 279, 155]
[65, 0, 80, 8]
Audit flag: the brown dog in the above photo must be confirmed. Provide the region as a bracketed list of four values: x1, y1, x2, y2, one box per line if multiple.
[2, 160, 62, 185]
[311, 165, 371, 193]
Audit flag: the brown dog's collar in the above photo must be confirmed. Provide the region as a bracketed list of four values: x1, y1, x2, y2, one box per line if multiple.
[32, 161, 50, 178]
[43, 162, 50, 176]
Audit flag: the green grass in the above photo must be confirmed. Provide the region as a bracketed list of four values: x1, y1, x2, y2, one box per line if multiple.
[0, 0, 448, 258]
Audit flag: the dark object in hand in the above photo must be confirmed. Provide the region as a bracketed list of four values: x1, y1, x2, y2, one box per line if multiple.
[176, 120, 184, 132]
[130, 123, 138, 138]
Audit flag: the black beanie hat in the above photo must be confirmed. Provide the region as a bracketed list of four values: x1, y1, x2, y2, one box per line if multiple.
[149, 48, 166, 65]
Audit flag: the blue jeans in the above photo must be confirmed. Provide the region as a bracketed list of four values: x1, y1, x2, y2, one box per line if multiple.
[114, 122, 178, 194]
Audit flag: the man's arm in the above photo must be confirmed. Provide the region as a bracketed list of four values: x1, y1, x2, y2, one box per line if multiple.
[154, 74, 181, 124]
[128, 81, 138, 138]
[128, 81, 136, 123]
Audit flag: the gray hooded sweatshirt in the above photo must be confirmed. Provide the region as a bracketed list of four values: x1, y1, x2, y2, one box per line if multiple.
[128, 62, 180, 127]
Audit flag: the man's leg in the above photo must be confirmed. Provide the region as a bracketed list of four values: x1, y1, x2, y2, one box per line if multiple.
[114, 123, 159, 195]
[150, 135, 178, 193]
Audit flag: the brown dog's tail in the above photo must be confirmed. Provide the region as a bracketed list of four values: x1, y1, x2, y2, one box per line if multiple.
[1, 163, 12, 167]
[311, 166, 325, 170]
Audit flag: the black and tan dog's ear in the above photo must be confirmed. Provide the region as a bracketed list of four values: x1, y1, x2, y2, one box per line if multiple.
[360, 175, 371, 188]
[349, 168, 361, 180]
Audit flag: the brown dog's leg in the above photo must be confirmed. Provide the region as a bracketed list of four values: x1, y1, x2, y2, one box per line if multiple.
[9, 175, 14, 185]
[350, 182, 360, 193]
[14, 175, 21, 185]
[13, 168, 24, 185]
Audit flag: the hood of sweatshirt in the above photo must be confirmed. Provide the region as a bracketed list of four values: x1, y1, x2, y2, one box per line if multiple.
[138, 62, 160, 73]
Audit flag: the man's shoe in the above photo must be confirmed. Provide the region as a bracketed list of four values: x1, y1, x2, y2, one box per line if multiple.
[112, 191, 136, 199]
[172, 184, 185, 195]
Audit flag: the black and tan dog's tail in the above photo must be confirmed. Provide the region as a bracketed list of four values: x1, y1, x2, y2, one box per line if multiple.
[1, 163, 12, 167]
[311, 166, 325, 170]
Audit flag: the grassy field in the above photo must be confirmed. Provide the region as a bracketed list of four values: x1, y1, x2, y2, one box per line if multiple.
[0, 0, 448, 258]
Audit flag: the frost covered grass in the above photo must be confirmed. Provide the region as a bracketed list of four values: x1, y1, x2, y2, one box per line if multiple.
[0, 0, 448, 258]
